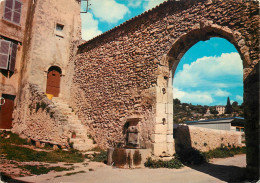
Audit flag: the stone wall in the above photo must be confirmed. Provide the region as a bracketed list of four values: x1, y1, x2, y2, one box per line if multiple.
[12, 84, 70, 146]
[72, 0, 259, 157]
[174, 125, 244, 152]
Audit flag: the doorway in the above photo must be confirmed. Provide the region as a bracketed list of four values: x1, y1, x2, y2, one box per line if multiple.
[0, 94, 16, 129]
[46, 66, 62, 97]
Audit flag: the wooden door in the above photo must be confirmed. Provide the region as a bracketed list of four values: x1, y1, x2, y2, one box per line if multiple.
[46, 70, 61, 97]
[0, 94, 15, 129]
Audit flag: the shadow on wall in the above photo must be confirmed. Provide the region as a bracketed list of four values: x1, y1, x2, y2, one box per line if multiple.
[0, 70, 14, 78]
[174, 125, 246, 182]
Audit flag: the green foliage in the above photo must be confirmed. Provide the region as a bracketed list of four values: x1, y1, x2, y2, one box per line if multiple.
[0, 144, 84, 163]
[36, 102, 41, 113]
[50, 112, 54, 118]
[203, 146, 246, 160]
[177, 148, 207, 165]
[173, 98, 181, 105]
[0, 131, 29, 145]
[144, 156, 183, 169]
[176, 146, 246, 165]
[35, 102, 47, 113]
[173, 98, 244, 123]
[91, 150, 107, 162]
[0, 131, 84, 163]
[19, 165, 74, 175]
[210, 108, 219, 114]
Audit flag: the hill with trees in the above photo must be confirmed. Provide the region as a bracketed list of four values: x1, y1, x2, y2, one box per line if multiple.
[173, 98, 244, 123]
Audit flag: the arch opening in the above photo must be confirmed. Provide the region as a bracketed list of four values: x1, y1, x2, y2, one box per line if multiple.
[164, 26, 245, 163]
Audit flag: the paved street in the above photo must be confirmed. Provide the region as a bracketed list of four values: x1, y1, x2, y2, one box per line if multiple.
[16, 154, 246, 183]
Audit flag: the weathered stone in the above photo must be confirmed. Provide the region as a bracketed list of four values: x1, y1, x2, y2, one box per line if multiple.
[35, 141, 41, 148]
[53, 145, 59, 151]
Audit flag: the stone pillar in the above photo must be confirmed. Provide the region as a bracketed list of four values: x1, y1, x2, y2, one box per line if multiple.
[153, 55, 174, 157]
[166, 70, 174, 155]
[244, 63, 259, 181]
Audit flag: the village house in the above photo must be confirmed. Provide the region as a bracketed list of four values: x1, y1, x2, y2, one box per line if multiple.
[216, 105, 225, 115]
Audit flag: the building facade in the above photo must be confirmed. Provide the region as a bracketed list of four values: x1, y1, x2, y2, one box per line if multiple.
[0, 0, 82, 146]
[216, 105, 225, 115]
[0, 0, 29, 129]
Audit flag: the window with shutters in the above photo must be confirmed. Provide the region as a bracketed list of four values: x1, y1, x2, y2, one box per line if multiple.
[0, 40, 17, 72]
[3, 0, 22, 25]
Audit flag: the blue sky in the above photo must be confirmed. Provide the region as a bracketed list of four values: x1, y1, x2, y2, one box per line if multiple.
[81, 0, 243, 106]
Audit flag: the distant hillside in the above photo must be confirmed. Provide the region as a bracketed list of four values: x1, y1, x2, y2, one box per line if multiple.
[173, 99, 244, 123]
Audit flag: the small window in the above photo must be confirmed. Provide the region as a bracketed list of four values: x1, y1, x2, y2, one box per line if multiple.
[3, 0, 22, 25]
[56, 24, 64, 31]
[0, 40, 17, 72]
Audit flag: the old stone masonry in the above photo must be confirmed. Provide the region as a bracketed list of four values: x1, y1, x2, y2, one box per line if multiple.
[4, 0, 259, 180]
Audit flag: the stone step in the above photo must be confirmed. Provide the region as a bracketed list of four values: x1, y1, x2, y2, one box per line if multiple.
[69, 119, 81, 123]
[60, 111, 73, 116]
[69, 126, 86, 132]
[52, 97, 64, 103]
[73, 143, 95, 151]
[68, 115, 79, 120]
[70, 138, 85, 144]
[56, 106, 71, 112]
[54, 103, 70, 109]
[51, 97, 94, 152]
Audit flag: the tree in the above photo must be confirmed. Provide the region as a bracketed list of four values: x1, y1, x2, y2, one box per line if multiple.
[225, 96, 233, 114]
[232, 101, 238, 107]
[210, 108, 219, 115]
[173, 98, 181, 105]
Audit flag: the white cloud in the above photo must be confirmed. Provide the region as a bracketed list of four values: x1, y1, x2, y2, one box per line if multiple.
[173, 52, 243, 89]
[81, 13, 102, 41]
[173, 88, 214, 105]
[215, 89, 230, 97]
[144, 0, 166, 11]
[91, 0, 130, 24]
[236, 95, 243, 102]
[128, 0, 142, 7]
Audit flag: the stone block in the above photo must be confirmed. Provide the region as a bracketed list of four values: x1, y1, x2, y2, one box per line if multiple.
[107, 147, 114, 166]
[111, 148, 150, 168]
[166, 103, 173, 114]
[155, 124, 167, 134]
[152, 142, 167, 157]
[35, 141, 41, 148]
[53, 145, 59, 151]
[156, 103, 166, 116]
[153, 134, 167, 143]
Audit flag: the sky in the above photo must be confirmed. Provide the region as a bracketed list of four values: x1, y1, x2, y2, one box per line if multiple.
[81, 0, 243, 106]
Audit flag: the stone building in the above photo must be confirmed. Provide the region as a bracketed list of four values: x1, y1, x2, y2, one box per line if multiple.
[0, 0, 28, 129]
[216, 105, 225, 115]
[0, 0, 88, 148]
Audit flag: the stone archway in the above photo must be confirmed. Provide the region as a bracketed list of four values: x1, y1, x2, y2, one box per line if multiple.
[74, 0, 259, 179]
[160, 23, 258, 179]
[153, 23, 246, 157]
